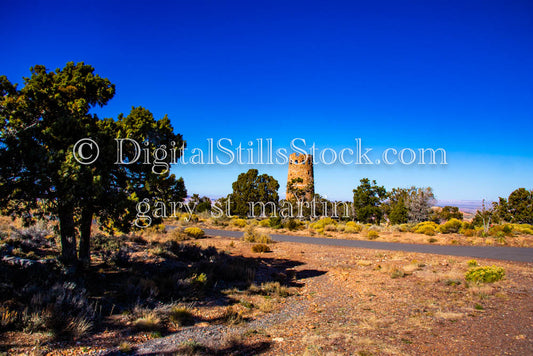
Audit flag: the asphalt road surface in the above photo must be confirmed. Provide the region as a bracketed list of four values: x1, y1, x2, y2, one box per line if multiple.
[203, 228, 533, 263]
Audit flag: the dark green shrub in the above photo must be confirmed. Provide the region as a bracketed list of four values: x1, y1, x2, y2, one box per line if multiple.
[284, 219, 301, 231]
[269, 216, 282, 229]
[439, 218, 462, 234]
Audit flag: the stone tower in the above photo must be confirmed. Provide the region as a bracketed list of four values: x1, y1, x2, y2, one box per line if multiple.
[286, 153, 314, 201]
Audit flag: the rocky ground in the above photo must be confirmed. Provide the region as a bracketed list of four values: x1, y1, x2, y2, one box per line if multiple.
[3, 234, 532, 355]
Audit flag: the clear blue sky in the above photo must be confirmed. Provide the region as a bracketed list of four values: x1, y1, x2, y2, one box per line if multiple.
[1, 0, 532, 202]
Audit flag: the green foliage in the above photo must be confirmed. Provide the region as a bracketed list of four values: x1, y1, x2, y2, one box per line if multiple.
[258, 219, 270, 227]
[439, 218, 462, 234]
[465, 266, 505, 283]
[269, 216, 282, 229]
[353, 178, 387, 223]
[389, 200, 409, 225]
[510, 224, 533, 235]
[284, 218, 302, 231]
[0, 63, 187, 264]
[251, 243, 271, 253]
[436, 206, 463, 222]
[507, 188, 533, 224]
[490, 188, 533, 224]
[287, 177, 314, 202]
[183, 227, 205, 238]
[229, 169, 279, 217]
[189, 194, 212, 213]
[488, 224, 513, 237]
[192, 273, 208, 286]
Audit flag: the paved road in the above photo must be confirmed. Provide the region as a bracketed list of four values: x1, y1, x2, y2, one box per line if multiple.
[203, 228, 533, 263]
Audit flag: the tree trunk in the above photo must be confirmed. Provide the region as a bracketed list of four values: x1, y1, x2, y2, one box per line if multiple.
[79, 206, 93, 266]
[58, 203, 78, 265]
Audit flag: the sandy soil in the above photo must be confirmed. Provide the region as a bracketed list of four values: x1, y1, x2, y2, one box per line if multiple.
[3, 235, 532, 355]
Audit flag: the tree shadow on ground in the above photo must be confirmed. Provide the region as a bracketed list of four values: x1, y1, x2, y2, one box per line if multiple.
[1, 237, 327, 353]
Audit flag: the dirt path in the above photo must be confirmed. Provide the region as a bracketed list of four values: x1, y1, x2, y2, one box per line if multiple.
[204, 228, 533, 262]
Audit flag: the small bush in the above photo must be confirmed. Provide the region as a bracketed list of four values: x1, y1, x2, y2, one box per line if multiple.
[0, 306, 19, 330]
[269, 216, 282, 229]
[260, 281, 290, 297]
[427, 237, 438, 243]
[183, 227, 205, 238]
[258, 219, 270, 227]
[310, 217, 337, 230]
[398, 223, 413, 232]
[412, 221, 439, 235]
[133, 312, 161, 331]
[462, 229, 475, 237]
[284, 219, 301, 231]
[465, 266, 505, 284]
[252, 244, 271, 253]
[390, 268, 405, 279]
[419, 225, 437, 236]
[439, 218, 462, 234]
[243, 225, 272, 244]
[192, 273, 208, 286]
[489, 224, 514, 237]
[344, 222, 363, 233]
[511, 224, 533, 235]
[231, 218, 247, 228]
[169, 306, 194, 326]
[92, 233, 121, 252]
[367, 230, 379, 240]
[467, 259, 478, 267]
[118, 342, 133, 353]
[219, 306, 244, 325]
[324, 224, 337, 232]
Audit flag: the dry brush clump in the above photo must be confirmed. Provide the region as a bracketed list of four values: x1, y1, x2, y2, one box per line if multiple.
[251, 243, 271, 253]
[243, 225, 272, 244]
